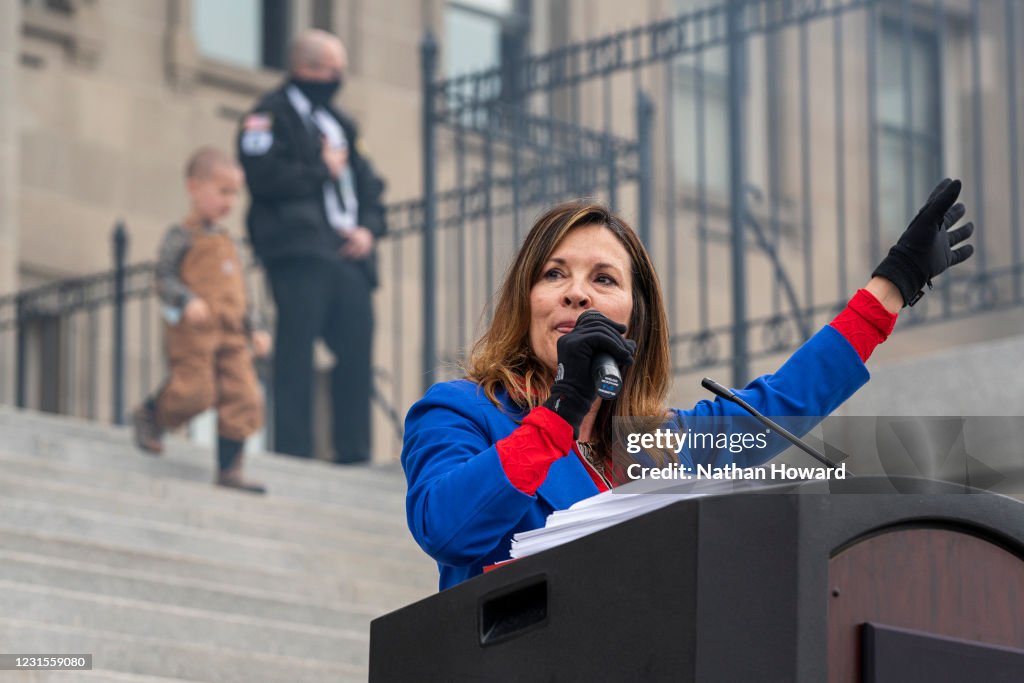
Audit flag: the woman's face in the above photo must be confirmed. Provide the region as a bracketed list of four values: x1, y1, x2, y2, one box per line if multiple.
[529, 224, 634, 373]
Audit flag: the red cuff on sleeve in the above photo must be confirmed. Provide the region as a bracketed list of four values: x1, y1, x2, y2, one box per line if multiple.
[496, 406, 575, 495]
[829, 289, 898, 362]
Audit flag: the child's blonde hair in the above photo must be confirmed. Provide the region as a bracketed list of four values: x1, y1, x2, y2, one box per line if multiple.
[185, 146, 238, 180]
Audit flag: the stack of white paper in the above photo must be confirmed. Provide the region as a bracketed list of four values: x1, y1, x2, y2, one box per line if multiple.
[509, 477, 770, 559]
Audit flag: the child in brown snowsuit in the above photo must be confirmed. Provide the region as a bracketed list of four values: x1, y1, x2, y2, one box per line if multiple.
[132, 147, 272, 494]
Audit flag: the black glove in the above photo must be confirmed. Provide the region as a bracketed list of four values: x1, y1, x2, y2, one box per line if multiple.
[543, 310, 637, 438]
[872, 178, 975, 307]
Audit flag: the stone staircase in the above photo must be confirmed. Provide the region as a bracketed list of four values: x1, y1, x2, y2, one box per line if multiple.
[0, 406, 437, 682]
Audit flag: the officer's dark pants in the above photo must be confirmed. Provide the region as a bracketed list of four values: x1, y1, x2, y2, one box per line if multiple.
[266, 257, 373, 463]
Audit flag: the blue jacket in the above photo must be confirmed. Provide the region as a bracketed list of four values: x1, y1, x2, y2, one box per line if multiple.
[402, 325, 869, 591]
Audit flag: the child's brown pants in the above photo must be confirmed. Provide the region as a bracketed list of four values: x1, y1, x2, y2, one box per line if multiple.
[155, 320, 263, 442]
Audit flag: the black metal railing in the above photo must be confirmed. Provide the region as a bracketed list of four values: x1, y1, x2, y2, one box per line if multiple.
[417, 0, 1024, 392]
[0, 216, 413, 457]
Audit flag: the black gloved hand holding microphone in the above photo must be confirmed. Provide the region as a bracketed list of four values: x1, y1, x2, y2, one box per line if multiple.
[872, 178, 976, 307]
[543, 310, 637, 438]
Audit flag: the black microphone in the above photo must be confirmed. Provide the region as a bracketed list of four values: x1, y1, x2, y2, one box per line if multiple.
[576, 310, 623, 400]
[700, 377, 850, 473]
[593, 352, 621, 400]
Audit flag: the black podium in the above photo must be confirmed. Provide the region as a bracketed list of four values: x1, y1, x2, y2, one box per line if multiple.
[370, 479, 1024, 682]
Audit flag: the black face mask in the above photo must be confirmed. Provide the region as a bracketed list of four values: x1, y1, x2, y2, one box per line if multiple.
[291, 76, 342, 106]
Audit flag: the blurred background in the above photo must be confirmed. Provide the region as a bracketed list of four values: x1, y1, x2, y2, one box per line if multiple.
[1, 0, 1022, 461]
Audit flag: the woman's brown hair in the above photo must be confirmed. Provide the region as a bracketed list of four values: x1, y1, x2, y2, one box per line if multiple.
[465, 199, 674, 478]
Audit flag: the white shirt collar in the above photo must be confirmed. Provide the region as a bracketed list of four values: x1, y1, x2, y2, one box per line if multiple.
[285, 84, 313, 119]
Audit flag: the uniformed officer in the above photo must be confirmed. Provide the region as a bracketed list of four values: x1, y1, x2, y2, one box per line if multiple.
[238, 29, 387, 464]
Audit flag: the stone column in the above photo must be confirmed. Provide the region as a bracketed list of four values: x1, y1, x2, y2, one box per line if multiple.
[0, 0, 20, 404]
[0, 0, 19, 296]
[165, 0, 199, 92]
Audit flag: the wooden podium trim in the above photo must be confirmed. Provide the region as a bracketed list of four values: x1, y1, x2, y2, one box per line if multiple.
[827, 525, 1024, 683]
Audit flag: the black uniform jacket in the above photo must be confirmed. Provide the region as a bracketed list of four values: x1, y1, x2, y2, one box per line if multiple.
[237, 85, 388, 287]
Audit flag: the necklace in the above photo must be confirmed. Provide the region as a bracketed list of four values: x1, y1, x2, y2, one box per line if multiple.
[575, 440, 600, 469]
[576, 440, 612, 489]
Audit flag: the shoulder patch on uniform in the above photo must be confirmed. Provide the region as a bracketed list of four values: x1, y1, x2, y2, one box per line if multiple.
[241, 113, 274, 155]
[241, 130, 273, 155]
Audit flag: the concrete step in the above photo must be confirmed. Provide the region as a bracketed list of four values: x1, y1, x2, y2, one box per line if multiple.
[19, 670, 197, 683]
[0, 405, 439, 683]
[0, 405, 407, 489]
[0, 580, 368, 666]
[0, 548, 381, 633]
[0, 617, 366, 683]
[0, 448, 412, 537]
[3, 429, 413, 515]
[0, 528, 431, 612]
[0, 469, 422, 562]
[0, 498, 438, 590]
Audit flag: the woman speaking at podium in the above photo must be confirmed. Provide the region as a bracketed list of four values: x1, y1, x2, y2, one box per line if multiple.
[402, 180, 975, 590]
